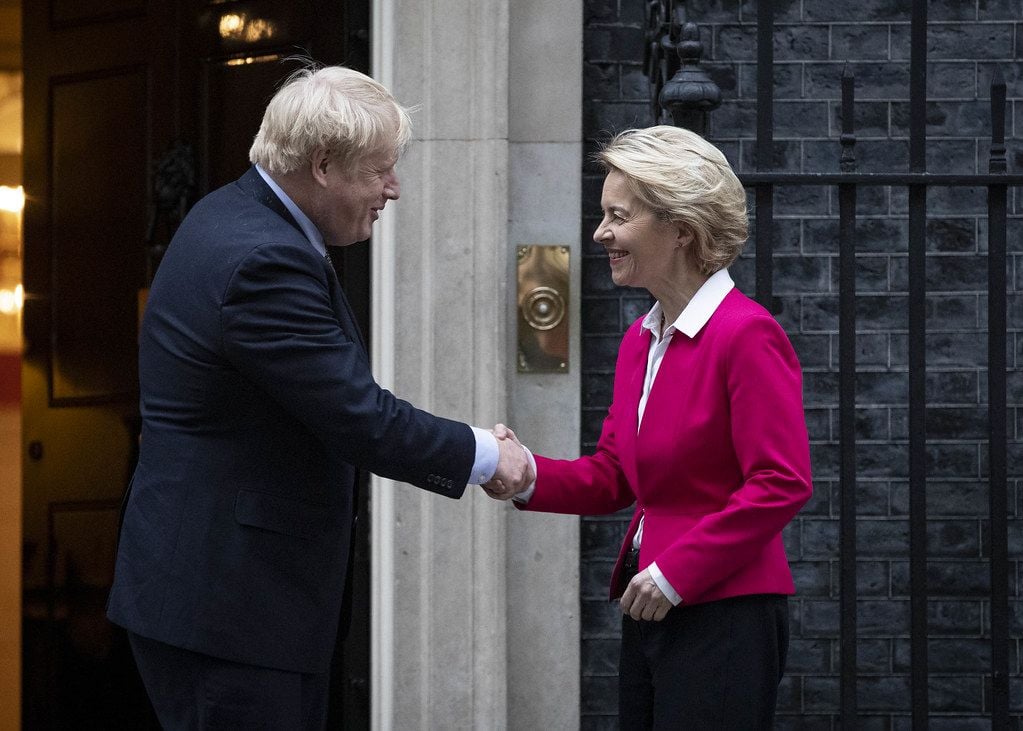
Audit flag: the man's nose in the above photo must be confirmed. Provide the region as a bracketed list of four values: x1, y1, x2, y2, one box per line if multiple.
[385, 173, 400, 200]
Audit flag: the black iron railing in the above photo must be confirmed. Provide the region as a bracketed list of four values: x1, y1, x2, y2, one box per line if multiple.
[646, 0, 1020, 725]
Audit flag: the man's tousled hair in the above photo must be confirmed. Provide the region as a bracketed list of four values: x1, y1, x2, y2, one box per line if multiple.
[249, 62, 413, 175]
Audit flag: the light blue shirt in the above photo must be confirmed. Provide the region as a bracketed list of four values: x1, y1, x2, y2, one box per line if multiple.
[254, 165, 499, 485]
[255, 165, 326, 258]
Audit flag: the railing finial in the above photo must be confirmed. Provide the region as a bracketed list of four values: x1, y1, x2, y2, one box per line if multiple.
[989, 67, 1007, 174]
[840, 65, 857, 173]
[644, 2, 720, 134]
[657, 21, 721, 133]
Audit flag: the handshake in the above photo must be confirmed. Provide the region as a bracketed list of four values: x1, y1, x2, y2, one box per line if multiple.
[481, 423, 534, 501]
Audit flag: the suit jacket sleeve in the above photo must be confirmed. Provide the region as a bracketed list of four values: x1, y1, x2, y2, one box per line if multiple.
[219, 241, 474, 496]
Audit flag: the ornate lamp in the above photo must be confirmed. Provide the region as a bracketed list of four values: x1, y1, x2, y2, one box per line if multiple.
[659, 21, 720, 133]
[645, 2, 721, 134]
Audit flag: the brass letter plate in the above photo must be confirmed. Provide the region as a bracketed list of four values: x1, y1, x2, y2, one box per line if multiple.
[517, 245, 569, 373]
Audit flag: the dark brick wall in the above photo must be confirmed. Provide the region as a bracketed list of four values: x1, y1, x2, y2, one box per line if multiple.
[580, 0, 1022, 727]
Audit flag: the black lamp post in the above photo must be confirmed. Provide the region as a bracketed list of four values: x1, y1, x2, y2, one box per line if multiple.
[659, 22, 720, 134]
[645, 3, 721, 135]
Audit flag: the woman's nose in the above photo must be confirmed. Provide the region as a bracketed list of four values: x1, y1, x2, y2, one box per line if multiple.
[593, 221, 611, 243]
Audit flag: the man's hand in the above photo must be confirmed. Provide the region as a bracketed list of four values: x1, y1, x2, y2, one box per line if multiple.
[620, 568, 673, 622]
[481, 423, 533, 500]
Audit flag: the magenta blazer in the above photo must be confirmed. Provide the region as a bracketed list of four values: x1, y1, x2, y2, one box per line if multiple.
[520, 288, 812, 605]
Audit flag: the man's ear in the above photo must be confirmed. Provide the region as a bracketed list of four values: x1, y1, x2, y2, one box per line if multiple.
[309, 148, 332, 186]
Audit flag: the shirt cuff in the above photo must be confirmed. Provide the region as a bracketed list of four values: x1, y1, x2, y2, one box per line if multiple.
[469, 427, 499, 485]
[511, 446, 538, 503]
[648, 561, 683, 606]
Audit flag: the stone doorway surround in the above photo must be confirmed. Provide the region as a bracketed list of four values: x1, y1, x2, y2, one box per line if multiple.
[370, 0, 582, 728]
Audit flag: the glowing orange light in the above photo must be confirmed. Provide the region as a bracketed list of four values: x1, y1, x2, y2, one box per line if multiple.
[0, 284, 22, 315]
[218, 13, 244, 38]
[0, 186, 23, 214]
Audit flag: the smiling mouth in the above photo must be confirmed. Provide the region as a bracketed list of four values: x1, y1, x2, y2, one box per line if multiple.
[607, 249, 628, 261]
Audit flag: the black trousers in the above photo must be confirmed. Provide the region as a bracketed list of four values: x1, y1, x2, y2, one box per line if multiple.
[618, 594, 789, 730]
[128, 632, 330, 730]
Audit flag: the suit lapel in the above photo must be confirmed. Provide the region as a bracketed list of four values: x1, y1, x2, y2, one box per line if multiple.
[323, 254, 369, 359]
[236, 167, 369, 360]
[235, 166, 303, 233]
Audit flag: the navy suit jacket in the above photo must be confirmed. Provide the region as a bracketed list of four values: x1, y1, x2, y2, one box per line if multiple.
[107, 167, 475, 673]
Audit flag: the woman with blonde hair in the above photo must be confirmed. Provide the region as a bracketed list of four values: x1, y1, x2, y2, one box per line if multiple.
[494, 125, 812, 728]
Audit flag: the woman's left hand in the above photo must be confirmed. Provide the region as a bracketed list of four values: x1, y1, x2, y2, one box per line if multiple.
[620, 569, 673, 621]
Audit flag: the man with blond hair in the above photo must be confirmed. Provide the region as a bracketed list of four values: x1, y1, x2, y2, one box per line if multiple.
[107, 64, 531, 728]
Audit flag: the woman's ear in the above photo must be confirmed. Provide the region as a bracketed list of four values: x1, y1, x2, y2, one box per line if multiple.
[675, 222, 695, 249]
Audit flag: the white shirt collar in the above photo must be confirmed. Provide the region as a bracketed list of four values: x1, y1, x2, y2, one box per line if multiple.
[640, 268, 735, 339]
[254, 164, 327, 258]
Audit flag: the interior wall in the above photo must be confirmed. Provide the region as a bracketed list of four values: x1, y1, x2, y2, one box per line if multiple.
[0, 1, 21, 728]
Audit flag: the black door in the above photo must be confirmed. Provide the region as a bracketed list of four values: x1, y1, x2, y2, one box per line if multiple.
[21, 1, 370, 726]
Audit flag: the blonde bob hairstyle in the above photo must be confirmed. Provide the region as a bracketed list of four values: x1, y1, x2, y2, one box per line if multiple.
[596, 125, 748, 275]
[249, 64, 413, 176]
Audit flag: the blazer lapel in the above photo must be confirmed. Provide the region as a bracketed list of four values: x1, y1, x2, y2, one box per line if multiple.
[637, 335, 690, 437]
[617, 327, 648, 487]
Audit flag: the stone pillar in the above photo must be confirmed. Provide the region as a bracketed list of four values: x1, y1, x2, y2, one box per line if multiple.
[371, 0, 510, 728]
[371, 0, 581, 728]
[505, 0, 582, 728]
